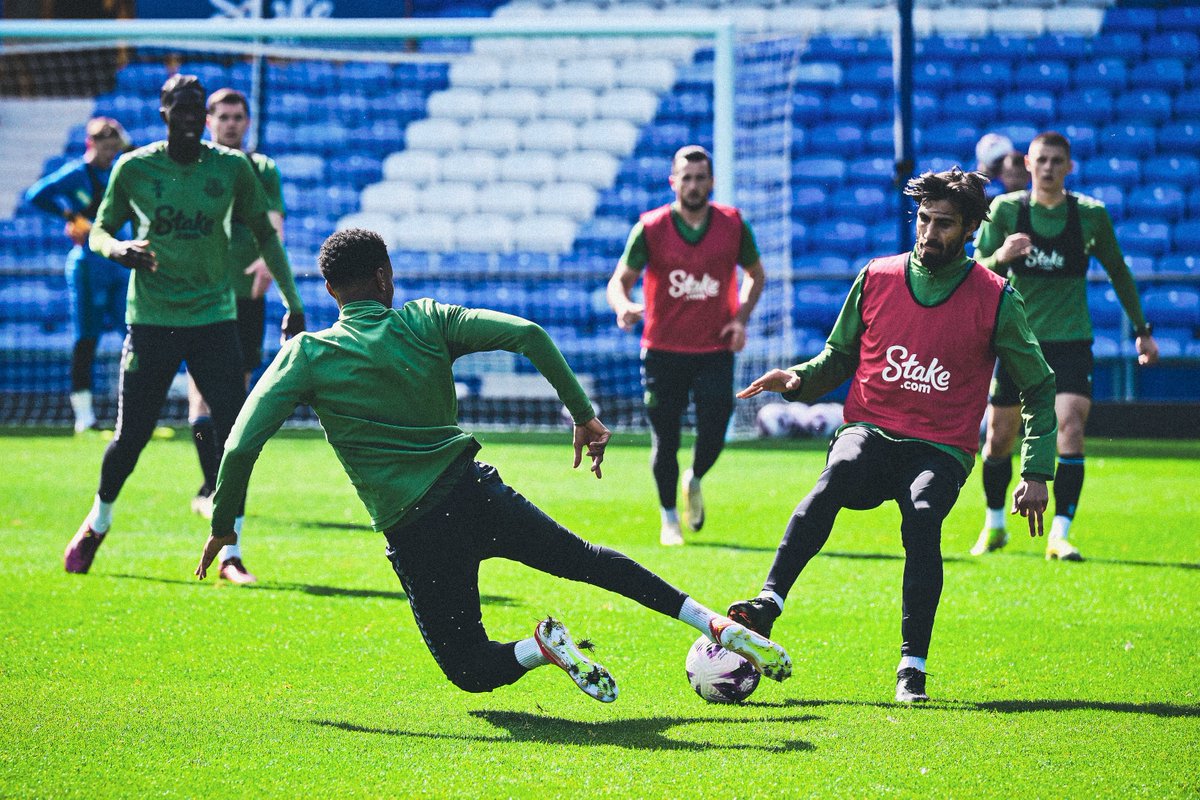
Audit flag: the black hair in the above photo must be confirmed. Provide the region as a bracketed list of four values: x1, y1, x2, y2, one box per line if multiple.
[319, 228, 390, 288]
[671, 144, 712, 176]
[160, 73, 206, 108]
[904, 167, 991, 228]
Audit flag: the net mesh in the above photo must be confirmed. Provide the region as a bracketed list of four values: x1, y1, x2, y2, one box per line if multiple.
[0, 28, 802, 433]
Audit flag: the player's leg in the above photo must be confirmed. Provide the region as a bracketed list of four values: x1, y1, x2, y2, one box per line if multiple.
[66, 253, 99, 432]
[974, 361, 1021, 555]
[185, 375, 217, 517]
[467, 460, 791, 682]
[67, 325, 184, 573]
[729, 426, 891, 637]
[643, 349, 690, 545]
[684, 351, 734, 532]
[893, 444, 965, 702]
[1047, 392, 1090, 561]
[185, 321, 251, 581]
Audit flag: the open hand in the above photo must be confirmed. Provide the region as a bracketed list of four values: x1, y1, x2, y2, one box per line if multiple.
[107, 240, 157, 271]
[736, 368, 802, 399]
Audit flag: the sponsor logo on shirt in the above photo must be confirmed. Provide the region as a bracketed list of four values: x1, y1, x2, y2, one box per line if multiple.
[204, 178, 224, 198]
[153, 206, 215, 240]
[880, 345, 950, 394]
[1024, 246, 1065, 272]
[667, 270, 720, 301]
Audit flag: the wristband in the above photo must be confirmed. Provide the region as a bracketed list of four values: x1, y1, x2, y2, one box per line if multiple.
[1134, 323, 1152, 337]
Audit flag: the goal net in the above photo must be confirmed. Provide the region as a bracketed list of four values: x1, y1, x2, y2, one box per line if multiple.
[0, 17, 804, 435]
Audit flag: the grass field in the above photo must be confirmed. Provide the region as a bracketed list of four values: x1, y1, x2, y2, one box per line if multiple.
[1, 429, 1197, 798]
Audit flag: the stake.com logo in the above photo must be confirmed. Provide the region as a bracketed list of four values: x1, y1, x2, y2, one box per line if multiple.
[880, 345, 951, 394]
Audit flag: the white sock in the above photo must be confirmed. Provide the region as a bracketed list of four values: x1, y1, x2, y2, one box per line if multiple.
[678, 596, 720, 637]
[1049, 515, 1072, 540]
[219, 516, 244, 562]
[759, 590, 785, 614]
[514, 636, 550, 669]
[985, 507, 1007, 529]
[898, 656, 926, 673]
[70, 389, 94, 417]
[661, 507, 679, 525]
[85, 495, 113, 534]
[684, 468, 698, 488]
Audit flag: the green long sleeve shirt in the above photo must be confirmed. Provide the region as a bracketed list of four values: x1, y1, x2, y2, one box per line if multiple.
[973, 191, 1146, 342]
[229, 152, 285, 300]
[784, 251, 1057, 480]
[211, 299, 596, 534]
[89, 141, 302, 326]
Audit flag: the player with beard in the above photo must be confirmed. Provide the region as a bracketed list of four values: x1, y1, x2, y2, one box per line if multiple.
[63, 74, 305, 576]
[606, 145, 766, 546]
[725, 168, 1056, 703]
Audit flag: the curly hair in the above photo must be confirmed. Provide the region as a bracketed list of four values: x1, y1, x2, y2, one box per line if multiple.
[904, 167, 991, 228]
[318, 228, 390, 288]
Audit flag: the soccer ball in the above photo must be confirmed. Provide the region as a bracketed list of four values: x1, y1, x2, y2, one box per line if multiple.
[685, 635, 760, 704]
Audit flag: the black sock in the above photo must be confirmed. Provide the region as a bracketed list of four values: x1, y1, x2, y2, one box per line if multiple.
[190, 416, 218, 495]
[981, 455, 1012, 510]
[1054, 454, 1085, 519]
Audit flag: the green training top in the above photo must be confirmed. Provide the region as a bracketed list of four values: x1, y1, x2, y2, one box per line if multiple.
[210, 299, 596, 534]
[90, 141, 302, 327]
[229, 152, 284, 300]
[619, 206, 761, 270]
[973, 191, 1146, 342]
[783, 251, 1058, 480]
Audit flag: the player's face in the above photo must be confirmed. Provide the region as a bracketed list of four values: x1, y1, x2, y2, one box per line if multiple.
[915, 198, 976, 269]
[1026, 142, 1072, 195]
[669, 158, 713, 213]
[207, 101, 249, 150]
[88, 136, 124, 170]
[1000, 157, 1030, 192]
[162, 87, 207, 144]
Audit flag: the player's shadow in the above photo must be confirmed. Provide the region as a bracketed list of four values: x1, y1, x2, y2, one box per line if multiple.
[766, 697, 1200, 718]
[110, 572, 515, 606]
[1003, 552, 1198, 570]
[311, 710, 818, 752]
[821, 551, 969, 564]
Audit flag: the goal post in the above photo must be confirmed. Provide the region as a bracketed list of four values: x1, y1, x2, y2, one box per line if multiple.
[0, 16, 801, 435]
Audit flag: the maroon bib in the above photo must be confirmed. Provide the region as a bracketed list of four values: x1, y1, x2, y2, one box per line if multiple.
[640, 202, 742, 353]
[843, 253, 1006, 454]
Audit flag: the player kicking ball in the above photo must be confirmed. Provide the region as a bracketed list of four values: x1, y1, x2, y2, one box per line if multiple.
[194, 228, 791, 701]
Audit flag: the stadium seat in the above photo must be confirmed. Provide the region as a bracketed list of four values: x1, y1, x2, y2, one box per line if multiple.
[576, 119, 638, 156]
[1072, 59, 1127, 91]
[792, 62, 843, 90]
[560, 58, 617, 92]
[1129, 58, 1188, 92]
[988, 8, 1045, 36]
[1173, 221, 1200, 252]
[539, 88, 597, 122]
[382, 150, 440, 184]
[481, 88, 542, 121]
[1056, 89, 1114, 126]
[475, 181, 536, 217]
[807, 124, 865, 157]
[807, 221, 868, 255]
[1123, 255, 1155, 277]
[999, 91, 1055, 125]
[1086, 285, 1122, 328]
[1158, 122, 1200, 156]
[499, 151, 558, 185]
[392, 213, 455, 251]
[505, 58, 560, 90]
[828, 186, 888, 219]
[419, 182, 478, 215]
[337, 212, 397, 246]
[615, 59, 676, 93]
[453, 214, 514, 253]
[1082, 185, 1124, 221]
[516, 119, 576, 155]
[538, 181, 598, 220]
[1014, 61, 1071, 92]
[790, 186, 827, 222]
[824, 90, 887, 124]
[1114, 91, 1173, 125]
[792, 157, 848, 185]
[405, 119, 464, 152]
[440, 150, 500, 185]
[932, 7, 990, 36]
[1029, 33, 1089, 60]
[921, 120, 979, 155]
[359, 182, 420, 216]
[558, 150, 619, 189]
[513, 215, 577, 253]
[1158, 255, 1199, 276]
[272, 153, 326, 184]
[950, 58, 1011, 91]
[941, 90, 998, 123]
[1100, 7, 1158, 34]
[426, 88, 485, 121]
[1055, 124, 1096, 159]
[913, 61, 955, 91]
[597, 88, 659, 124]
[463, 118, 521, 154]
[1142, 287, 1200, 327]
[1096, 124, 1156, 158]
[1174, 90, 1200, 120]
[842, 62, 891, 91]
[1081, 157, 1140, 189]
[1113, 221, 1170, 257]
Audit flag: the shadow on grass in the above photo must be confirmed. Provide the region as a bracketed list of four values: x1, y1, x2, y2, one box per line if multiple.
[311, 710, 818, 752]
[110, 572, 517, 606]
[1002, 552, 1199, 571]
[767, 697, 1200, 718]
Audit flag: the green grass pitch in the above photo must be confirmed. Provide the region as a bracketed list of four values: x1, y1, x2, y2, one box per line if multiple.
[1, 429, 1197, 798]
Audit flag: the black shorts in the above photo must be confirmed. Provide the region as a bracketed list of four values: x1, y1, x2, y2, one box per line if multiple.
[236, 296, 266, 373]
[990, 339, 1093, 405]
[641, 348, 734, 412]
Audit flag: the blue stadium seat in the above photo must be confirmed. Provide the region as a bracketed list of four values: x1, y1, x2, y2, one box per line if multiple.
[1057, 124, 1097, 159]
[1115, 91, 1173, 124]
[993, 124, 1038, 151]
[1126, 186, 1187, 223]
[951, 59, 1012, 91]
[806, 222, 868, 257]
[1113, 221, 1170, 257]
[790, 222, 809, 255]
[918, 36, 978, 62]
[1056, 89, 1113, 125]
[1086, 285, 1122, 328]
[1158, 255, 1199, 276]
[1082, 157, 1141, 188]
[978, 34, 1031, 60]
[1072, 60, 1127, 91]
[802, 252, 854, 274]
[1123, 255, 1154, 277]
[792, 157, 847, 184]
[807, 124, 865, 156]
[911, 90, 940, 124]
[339, 61, 394, 90]
[1161, 5, 1200, 32]
[791, 186, 828, 222]
[1088, 32, 1143, 61]
[865, 124, 894, 154]
[1173, 221, 1200, 253]
[792, 62, 843, 89]
[1097, 124, 1156, 158]
[791, 90, 827, 125]
[941, 90, 998, 123]
[1191, 188, 1200, 218]
[1000, 91, 1055, 126]
[920, 120, 979, 155]
[1030, 33, 1089, 61]
[825, 90, 887, 124]
[1142, 287, 1200, 327]
[841, 62, 891, 92]
[829, 187, 888, 219]
[794, 281, 854, 330]
[1014, 61, 1071, 92]
[1158, 121, 1200, 155]
[868, 221, 899, 252]
[1083, 184, 1124, 221]
[917, 154, 963, 174]
[914, 61, 955, 91]
[327, 154, 383, 186]
[1100, 7, 1159, 34]
[847, 157, 894, 186]
[1173, 90, 1200, 119]
[1129, 58, 1188, 92]
[639, 122, 691, 155]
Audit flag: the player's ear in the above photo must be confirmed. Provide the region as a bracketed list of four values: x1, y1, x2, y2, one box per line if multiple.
[324, 280, 338, 302]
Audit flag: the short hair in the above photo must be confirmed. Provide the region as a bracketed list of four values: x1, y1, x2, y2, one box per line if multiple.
[671, 144, 712, 175]
[319, 228, 390, 288]
[207, 87, 249, 115]
[904, 167, 991, 228]
[85, 116, 129, 146]
[160, 73, 205, 108]
[1030, 130, 1071, 157]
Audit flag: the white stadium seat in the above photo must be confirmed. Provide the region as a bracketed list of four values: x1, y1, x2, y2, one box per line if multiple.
[539, 88, 597, 122]
[537, 181, 598, 221]
[586, 36, 638, 59]
[499, 151, 558, 185]
[557, 150, 619, 188]
[426, 87, 485, 121]
[472, 37, 526, 58]
[454, 213, 515, 253]
[559, 57, 616, 92]
[1050, 8, 1105, 34]
[392, 213, 455, 251]
[404, 119, 463, 152]
[359, 181, 420, 215]
[989, 7, 1045, 36]
[519, 119, 577, 154]
[513, 214, 577, 253]
[932, 8, 990, 36]
[449, 56, 504, 89]
[419, 182, 478, 215]
[483, 88, 542, 120]
[440, 150, 500, 184]
[505, 58, 561, 90]
[596, 88, 658, 124]
[575, 118, 639, 155]
[524, 35, 586, 61]
[462, 118, 521, 154]
[615, 58, 677, 92]
[382, 150, 440, 184]
[476, 181, 537, 217]
[337, 211, 397, 247]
